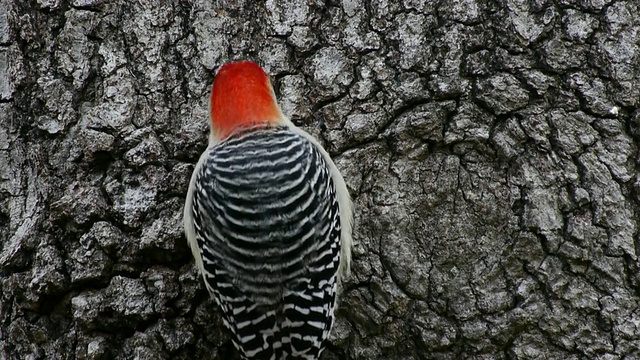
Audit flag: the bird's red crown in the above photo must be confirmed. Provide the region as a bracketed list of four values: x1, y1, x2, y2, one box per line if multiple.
[210, 61, 283, 140]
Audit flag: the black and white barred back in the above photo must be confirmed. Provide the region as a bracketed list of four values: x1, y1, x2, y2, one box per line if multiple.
[191, 125, 342, 360]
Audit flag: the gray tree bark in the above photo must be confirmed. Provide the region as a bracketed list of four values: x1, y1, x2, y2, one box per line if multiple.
[2, 0, 639, 359]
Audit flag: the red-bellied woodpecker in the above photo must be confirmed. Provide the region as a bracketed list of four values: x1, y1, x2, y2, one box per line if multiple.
[183, 61, 353, 359]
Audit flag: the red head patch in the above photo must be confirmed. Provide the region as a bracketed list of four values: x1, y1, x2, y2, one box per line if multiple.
[210, 61, 283, 140]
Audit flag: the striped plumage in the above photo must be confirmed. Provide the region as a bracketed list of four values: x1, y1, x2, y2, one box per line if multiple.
[183, 61, 353, 360]
[192, 125, 340, 359]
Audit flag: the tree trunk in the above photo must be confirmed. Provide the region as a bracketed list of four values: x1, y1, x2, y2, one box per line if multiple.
[2, 0, 639, 359]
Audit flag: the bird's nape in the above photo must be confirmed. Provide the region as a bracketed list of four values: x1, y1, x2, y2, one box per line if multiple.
[209, 60, 284, 141]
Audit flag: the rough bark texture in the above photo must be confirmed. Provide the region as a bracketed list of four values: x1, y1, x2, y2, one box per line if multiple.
[1, 0, 640, 359]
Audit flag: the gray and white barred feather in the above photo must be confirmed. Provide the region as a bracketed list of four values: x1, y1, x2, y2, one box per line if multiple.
[189, 125, 343, 359]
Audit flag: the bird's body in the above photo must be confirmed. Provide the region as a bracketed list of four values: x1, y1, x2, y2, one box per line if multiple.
[183, 61, 353, 359]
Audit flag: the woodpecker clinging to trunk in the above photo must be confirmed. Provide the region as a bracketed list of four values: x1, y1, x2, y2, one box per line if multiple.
[183, 61, 353, 359]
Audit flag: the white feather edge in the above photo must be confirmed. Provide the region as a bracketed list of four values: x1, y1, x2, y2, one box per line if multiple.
[183, 146, 211, 283]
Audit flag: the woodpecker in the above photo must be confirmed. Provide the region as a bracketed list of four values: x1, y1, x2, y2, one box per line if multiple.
[183, 61, 353, 359]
